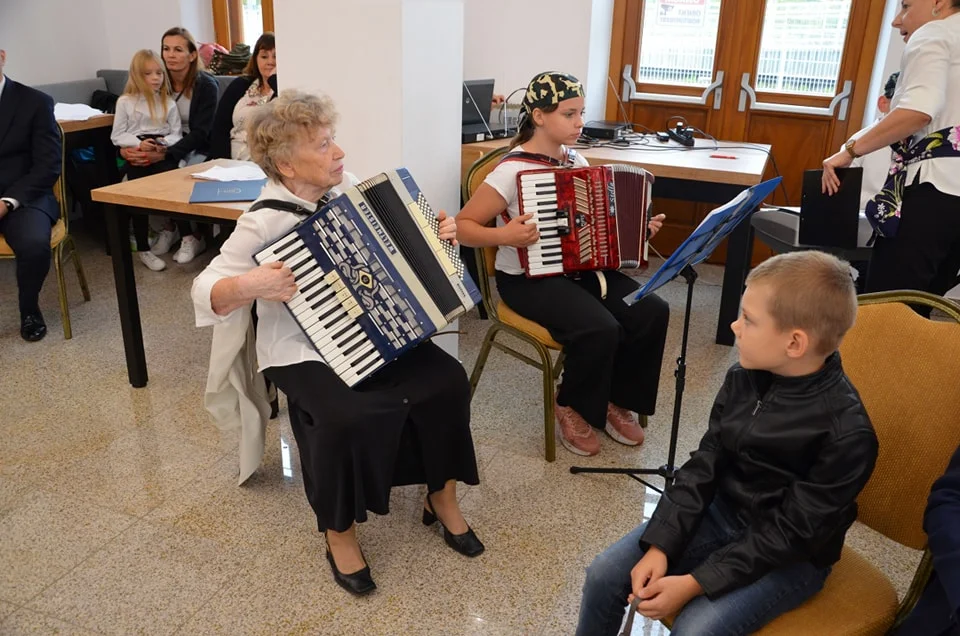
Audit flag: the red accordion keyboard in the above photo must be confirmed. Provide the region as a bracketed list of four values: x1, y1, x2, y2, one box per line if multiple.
[516, 164, 653, 278]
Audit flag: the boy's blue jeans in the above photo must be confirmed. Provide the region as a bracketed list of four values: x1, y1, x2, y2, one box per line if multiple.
[576, 498, 831, 636]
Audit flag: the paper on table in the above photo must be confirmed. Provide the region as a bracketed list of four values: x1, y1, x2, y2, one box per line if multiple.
[54, 103, 104, 121]
[191, 163, 267, 182]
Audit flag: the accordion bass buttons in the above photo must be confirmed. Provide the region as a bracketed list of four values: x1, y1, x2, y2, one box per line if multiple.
[557, 207, 572, 235]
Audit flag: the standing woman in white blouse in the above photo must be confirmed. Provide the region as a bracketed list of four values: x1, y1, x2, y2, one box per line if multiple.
[822, 0, 960, 301]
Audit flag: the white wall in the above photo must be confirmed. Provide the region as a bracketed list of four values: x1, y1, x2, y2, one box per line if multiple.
[275, 0, 405, 181]
[462, 0, 614, 121]
[401, 0, 465, 219]
[180, 0, 216, 45]
[862, 0, 904, 126]
[0, 0, 215, 85]
[99, 0, 189, 68]
[586, 0, 616, 121]
[0, 0, 110, 85]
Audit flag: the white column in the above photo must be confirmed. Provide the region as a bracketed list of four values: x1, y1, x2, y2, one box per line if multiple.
[462, 0, 614, 122]
[275, 0, 465, 356]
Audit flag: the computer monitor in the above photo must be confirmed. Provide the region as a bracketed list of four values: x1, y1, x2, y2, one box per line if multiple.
[463, 79, 495, 126]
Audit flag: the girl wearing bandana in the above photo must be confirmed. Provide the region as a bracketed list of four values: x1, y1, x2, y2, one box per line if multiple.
[458, 71, 669, 457]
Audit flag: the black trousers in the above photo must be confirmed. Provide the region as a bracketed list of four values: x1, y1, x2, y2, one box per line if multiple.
[496, 270, 670, 430]
[125, 158, 185, 251]
[866, 182, 960, 302]
[0, 201, 54, 316]
[264, 342, 480, 533]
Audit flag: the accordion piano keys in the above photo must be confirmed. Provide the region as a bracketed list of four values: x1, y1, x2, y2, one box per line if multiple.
[253, 169, 481, 387]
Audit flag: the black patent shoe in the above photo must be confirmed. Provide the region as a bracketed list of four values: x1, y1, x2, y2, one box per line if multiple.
[20, 312, 47, 342]
[324, 535, 376, 596]
[423, 494, 485, 557]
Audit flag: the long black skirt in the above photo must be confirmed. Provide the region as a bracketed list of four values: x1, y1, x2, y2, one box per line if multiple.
[264, 341, 480, 533]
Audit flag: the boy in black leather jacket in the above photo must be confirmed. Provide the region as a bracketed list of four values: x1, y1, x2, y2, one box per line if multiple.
[576, 250, 879, 636]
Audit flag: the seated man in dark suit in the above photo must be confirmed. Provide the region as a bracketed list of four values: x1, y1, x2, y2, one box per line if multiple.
[896, 443, 960, 636]
[0, 49, 62, 341]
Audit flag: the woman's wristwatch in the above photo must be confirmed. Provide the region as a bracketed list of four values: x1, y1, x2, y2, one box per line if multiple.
[844, 138, 861, 159]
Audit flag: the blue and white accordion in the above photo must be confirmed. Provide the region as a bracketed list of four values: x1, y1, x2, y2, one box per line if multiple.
[253, 168, 480, 387]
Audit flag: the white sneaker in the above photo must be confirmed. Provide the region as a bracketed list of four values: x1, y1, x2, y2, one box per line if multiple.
[138, 251, 166, 271]
[151, 228, 179, 255]
[174, 235, 206, 264]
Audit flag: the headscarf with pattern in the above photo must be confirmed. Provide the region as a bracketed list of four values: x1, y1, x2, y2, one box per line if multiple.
[518, 71, 585, 127]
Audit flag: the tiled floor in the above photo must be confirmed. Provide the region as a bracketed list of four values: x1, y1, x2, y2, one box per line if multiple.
[0, 228, 921, 635]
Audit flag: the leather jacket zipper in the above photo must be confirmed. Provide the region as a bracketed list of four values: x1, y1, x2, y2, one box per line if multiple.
[748, 372, 763, 416]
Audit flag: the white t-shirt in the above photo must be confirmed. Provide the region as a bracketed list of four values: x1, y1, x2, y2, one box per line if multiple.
[175, 93, 191, 134]
[483, 145, 589, 275]
[192, 173, 360, 372]
[890, 12, 960, 197]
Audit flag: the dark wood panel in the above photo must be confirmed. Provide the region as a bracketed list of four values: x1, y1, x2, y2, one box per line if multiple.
[744, 113, 832, 206]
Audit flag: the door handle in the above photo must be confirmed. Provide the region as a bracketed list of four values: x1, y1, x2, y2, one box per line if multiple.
[621, 65, 724, 110]
[737, 73, 852, 120]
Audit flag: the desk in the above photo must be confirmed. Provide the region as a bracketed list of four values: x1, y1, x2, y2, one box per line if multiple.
[751, 208, 873, 263]
[461, 138, 772, 345]
[59, 114, 120, 212]
[91, 159, 251, 387]
[59, 114, 114, 134]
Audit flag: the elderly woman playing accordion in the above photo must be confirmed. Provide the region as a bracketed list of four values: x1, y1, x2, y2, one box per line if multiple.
[191, 90, 483, 597]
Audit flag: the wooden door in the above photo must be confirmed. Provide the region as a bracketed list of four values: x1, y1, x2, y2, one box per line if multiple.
[606, 0, 888, 263]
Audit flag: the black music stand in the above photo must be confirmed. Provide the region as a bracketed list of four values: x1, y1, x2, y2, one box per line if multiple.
[570, 177, 783, 493]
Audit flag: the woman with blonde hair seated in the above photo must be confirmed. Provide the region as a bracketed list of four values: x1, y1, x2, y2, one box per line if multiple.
[191, 90, 483, 597]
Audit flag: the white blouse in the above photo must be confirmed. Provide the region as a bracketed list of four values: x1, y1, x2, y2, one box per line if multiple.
[891, 12, 960, 197]
[230, 79, 274, 161]
[192, 174, 359, 372]
[111, 93, 182, 148]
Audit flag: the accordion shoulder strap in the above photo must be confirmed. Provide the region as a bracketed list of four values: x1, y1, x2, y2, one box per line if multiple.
[248, 199, 312, 217]
[498, 151, 563, 167]
[498, 147, 579, 168]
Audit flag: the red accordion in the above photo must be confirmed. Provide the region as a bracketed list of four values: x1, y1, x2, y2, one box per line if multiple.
[515, 164, 654, 278]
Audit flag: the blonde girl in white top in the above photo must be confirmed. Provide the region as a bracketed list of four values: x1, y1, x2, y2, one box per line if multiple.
[110, 49, 181, 271]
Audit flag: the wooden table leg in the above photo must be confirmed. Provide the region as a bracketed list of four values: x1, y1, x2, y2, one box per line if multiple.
[105, 204, 148, 387]
[715, 219, 755, 345]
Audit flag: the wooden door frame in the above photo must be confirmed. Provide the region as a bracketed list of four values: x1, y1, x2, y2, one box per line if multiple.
[605, 0, 887, 141]
[213, 0, 275, 48]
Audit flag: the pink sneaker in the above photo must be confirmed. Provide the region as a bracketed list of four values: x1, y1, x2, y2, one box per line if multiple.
[605, 404, 645, 446]
[556, 402, 601, 456]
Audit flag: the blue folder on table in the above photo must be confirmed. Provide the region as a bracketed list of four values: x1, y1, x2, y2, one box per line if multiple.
[189, 179, 267, 203]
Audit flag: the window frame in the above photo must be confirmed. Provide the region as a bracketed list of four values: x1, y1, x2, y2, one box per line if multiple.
[212, 0, 274, 48]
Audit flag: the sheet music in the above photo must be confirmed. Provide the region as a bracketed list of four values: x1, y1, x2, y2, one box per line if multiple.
[694, 188, 752, 232]
[625, 177, 782, 304]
